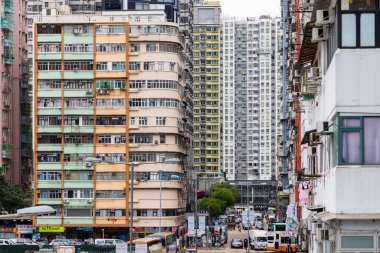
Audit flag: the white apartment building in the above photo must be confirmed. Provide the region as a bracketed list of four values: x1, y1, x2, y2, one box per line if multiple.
[222, 16, 282, 181]
[286, 0, 380, 252]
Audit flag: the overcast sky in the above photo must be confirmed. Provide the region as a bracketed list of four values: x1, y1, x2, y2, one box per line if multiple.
[220, 0, 281, 18]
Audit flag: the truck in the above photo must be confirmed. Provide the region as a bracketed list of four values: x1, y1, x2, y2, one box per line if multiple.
[250, 230, 268, 250]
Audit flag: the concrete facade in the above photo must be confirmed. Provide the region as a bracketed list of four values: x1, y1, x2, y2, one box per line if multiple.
[33, 13, 193, 236]
[221, 16, 282, 181]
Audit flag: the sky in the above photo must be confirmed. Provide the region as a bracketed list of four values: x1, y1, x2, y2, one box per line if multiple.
[219, 0, 281, 18]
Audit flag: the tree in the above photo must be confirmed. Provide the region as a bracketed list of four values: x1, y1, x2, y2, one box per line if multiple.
[211, 182, 239, 202]
[198, 198, 224, 218]
[211, 188, 235, 209]
[0, 175, 32, 213]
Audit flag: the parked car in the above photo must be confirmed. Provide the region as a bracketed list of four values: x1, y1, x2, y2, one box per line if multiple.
[0, 239, 13, 245]
[181, 249, 196, 253]
[9, 238, 37, 245]
[231, 238, 243, 248]
[94, 239, 124, 245]
[50, 239, 81, 246]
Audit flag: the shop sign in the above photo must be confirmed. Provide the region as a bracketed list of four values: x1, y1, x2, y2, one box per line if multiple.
[188, 216, 195, 233]
[39, 226, 65, 233]
[16, 225, 34, 234]
[76, 227, 93, 231]
[116, 243, 128, 253]
[135, 244, 147, 253]
[0, 227, 13, 233]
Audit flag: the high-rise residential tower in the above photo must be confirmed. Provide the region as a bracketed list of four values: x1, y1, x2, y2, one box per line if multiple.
[222, 16, 282, 181]
[33, 12, 192, 238]
[193, 0, 222, 178]
[1, 0, 31, 185]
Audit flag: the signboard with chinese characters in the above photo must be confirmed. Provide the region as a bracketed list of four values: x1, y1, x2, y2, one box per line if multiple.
[199, 216, 206, 234]
[135, 243, 147, 253]
[38, 227, 65, 233]
[188, 216, 195, 233]
[116, 243, 128, 253]
[16, 225, 34, 234]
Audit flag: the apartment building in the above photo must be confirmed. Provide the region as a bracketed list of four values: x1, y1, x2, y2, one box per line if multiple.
[33, 13, 192, 238]
[284, 0, 380, 252]
[222, 16, 282, 182]
[193, 0, 222, 178]
[1, 0, 31, 185]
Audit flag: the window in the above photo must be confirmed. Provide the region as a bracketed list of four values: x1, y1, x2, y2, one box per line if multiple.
[129, 62, 140, 71]
[112, 62, 125, 71]
[339, 2, 377, 48]
[146, 43, 157, 52]
[138, 117, 147, 126]
[156, 117, 166, 125]
[340, 117, 380, 164]
[96, 62, 108, 71]
[341, 235, 374, 248]
[341, 0, 375, 10]
[96, 190, 125, 198]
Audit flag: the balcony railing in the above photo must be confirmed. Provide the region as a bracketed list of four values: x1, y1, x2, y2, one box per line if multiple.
[1, 17, 14, 30]
[4, 0, 13, 12]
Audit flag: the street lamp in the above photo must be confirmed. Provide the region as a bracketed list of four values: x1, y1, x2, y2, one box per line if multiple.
[85, 157, 181, 247]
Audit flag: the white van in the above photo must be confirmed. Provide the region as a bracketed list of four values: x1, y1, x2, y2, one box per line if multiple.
[94, 239, 124, 245]
[250, 230, 268, 250]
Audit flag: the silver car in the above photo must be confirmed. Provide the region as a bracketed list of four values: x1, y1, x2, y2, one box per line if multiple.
[231, 238, 243, 248]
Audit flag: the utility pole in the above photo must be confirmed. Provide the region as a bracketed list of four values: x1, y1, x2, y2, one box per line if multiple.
[159, 170, 162, 233]
[195, 176, 198, 253]
[129, 162, 134, 253]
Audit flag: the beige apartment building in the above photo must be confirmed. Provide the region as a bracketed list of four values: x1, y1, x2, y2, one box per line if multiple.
[33, 12, 192, 239]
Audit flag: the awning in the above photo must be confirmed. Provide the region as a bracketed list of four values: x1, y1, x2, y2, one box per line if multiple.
[300, 129, 317, 145]
[306, 205, 324, 212]
[316, 212, 380, 221]
[297, 22, 318, 68]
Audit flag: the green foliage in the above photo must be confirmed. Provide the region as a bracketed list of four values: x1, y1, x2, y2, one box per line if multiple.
[211, 182, 239, 202]
[198, 181, 239, 218]
[211, 188, 235, 209]
[0, 175, 32, 213]
[198, 198, 224, 218]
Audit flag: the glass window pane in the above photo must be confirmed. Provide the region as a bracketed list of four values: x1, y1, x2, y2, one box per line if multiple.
[342, 14, 357, 47]
[364, 118, 380, 164]
[342, 131, 361, 164]
[342, 118, 361, 127]
[341, 236, 373, 248]
[360, 14, 375, 47]
[341, 0, 375, 10]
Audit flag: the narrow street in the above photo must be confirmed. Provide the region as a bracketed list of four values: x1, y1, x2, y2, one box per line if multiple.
[198, 229, 264, 253]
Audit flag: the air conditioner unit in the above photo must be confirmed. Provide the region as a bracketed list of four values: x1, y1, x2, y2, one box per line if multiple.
[315, 9, 334, 26]
[86, 90, 93, 95]
[307, 146, 317, 156]
[317, 121, 333, 135]
[309, 132, 321, 145]
[74, 68, 79, 72]
[154, 140, 159, 145]
[87, 199, 93, 203]
[85, 162, 92, 167]
[73, 29, 80, 34]
[311, 26, 329, 42]
[307, 67, 321, 80]
[64, 199, 70, 203]
[65, 171, 71, 175]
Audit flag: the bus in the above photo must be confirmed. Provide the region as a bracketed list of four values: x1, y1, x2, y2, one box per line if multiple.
[266, 230, 297, 252]
[146, 232, 177, 253]
[227, 214, 236, 228]
[128, 238, 163, 253]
